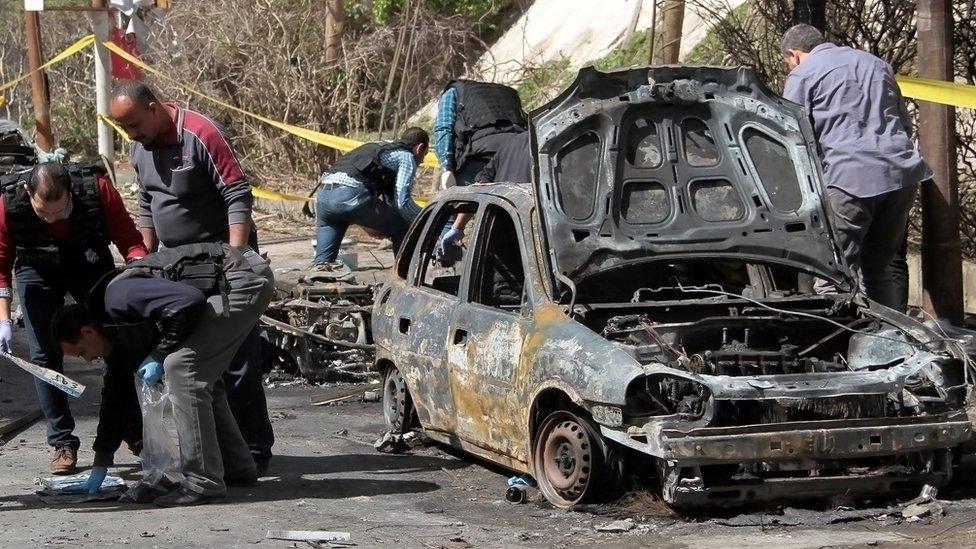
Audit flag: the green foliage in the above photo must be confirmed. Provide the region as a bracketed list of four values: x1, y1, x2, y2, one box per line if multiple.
[593, 30, 656, 70]
[370, 0, 514, 25]
[685, 2, 751, 65]
[515, 57, 574, 111]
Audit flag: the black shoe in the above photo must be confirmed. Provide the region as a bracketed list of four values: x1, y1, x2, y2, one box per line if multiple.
[255, 456, 271, 477]
[153, 486, 223, 507]
[224, 474, 258, 487]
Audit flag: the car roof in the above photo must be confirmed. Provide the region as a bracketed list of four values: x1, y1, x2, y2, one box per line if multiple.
[431, 182, 534, 213]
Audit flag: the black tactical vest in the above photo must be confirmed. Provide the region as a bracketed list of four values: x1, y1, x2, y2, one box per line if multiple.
[326, 140, 413, 197]
[446, 80, 527, 168]
[126, 242, 228, 297]
[1, 162, 114, 271]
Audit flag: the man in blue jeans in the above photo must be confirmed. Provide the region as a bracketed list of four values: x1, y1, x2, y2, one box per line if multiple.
[0, 162, 148, 474]
[312, 127, 429, 271]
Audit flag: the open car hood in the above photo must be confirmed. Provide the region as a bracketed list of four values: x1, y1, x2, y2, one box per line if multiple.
[531, 66, 851, 288]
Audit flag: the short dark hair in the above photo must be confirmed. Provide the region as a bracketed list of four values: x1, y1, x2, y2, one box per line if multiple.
[111, 80, 160, 106]
[400, 127, 429, 147]
[28, 162, 71, 201]
[51, 304, 93, 344]
[780, 24, 825, 56]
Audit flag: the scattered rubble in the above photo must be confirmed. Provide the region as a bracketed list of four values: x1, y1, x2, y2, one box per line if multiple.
[594, 518, 636, 533]
[373, 430, 426, 454]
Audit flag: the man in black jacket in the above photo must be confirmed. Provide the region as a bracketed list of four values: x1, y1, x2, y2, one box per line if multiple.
[53, 243, 274, 506]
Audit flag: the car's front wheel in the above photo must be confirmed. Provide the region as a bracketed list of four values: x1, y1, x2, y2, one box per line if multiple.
[532, 410, 621, 508]
[382, 365, 416, 433]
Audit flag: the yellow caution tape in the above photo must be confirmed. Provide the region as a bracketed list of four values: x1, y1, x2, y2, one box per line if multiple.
[97, 112, 128, 140]
[0, 35, 95, 95]
[252, 187, 313, 202]
[896, 76, 976, 110]
[101, 41, 440, 168]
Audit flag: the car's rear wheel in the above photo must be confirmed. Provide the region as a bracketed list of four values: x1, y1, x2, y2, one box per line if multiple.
[383, 366, 416, 433]
[533, 410, 621, 508]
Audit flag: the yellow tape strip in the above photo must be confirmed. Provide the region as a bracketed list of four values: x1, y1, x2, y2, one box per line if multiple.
[101, 40, 440, 168]
[896, 76, 976, 110]
[0, 35, 95, 95]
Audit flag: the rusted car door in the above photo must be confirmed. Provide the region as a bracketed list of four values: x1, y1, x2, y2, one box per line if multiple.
[393, 200, 479, 433]
[447, 202, 531, 463]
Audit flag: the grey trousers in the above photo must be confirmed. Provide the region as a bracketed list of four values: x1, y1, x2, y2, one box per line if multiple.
[163, 257, 275, 496]
[817, 184, 918, 310]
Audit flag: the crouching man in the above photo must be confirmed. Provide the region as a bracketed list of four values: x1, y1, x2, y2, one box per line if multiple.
[53, 242, 274, 506]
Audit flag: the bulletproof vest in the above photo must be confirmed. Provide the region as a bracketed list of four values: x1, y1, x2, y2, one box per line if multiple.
[446, 80, 527, 168]
[1, 162, 114, 271]
[126, 242, 228, 297]
[87, 270, 159, 356]
[326, 141, 413, 197]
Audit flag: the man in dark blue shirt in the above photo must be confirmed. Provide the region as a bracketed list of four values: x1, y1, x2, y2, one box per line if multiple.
[54, 243, 274, 506]
[781, 24, 930, 310]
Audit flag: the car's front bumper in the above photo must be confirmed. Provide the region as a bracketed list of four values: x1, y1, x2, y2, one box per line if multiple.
[601, 412, 972, 506]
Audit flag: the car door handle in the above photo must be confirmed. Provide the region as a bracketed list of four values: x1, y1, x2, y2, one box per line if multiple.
[453, 328, 468, 345]
[399, 317, 410, 334]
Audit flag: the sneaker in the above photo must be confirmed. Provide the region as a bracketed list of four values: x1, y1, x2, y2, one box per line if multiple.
[153, 486, 223, 507]
[50, 446, 78, 475]
[306, 261, 352, 282]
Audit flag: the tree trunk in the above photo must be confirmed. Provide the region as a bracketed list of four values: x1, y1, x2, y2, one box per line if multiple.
[324, 0, 345, 66]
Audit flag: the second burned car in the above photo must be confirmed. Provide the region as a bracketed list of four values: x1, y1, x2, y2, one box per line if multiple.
[371, 66, 976, 509]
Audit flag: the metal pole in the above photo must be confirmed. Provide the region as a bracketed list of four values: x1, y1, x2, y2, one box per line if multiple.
[917, 0, 964, 323]
[24, 11, 53, 152]
[91, 0, 114, 161]
[659, 0, 685, 64]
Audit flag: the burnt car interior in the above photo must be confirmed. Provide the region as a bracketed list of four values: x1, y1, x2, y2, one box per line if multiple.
[469, 205, 526, 312]
[416, 201, 478, 295]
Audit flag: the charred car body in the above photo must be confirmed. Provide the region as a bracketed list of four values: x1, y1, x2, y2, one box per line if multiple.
[372, 66, 975, 508]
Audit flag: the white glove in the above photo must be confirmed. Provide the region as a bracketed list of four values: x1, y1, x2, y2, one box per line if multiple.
[439, 170, 457, 190]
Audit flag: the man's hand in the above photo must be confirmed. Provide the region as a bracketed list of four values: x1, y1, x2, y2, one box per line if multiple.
[440, 227, 463, 254]
[0, 319, 13, 354]
[439, 170, 457, 190]
[136, 356, 164, 385]
[84, 466, 107, 494]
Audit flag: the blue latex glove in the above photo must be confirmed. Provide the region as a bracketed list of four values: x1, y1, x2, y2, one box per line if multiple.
[136, 355, 164, 385]
[84, 466, 107, 494]
[440, 228, 462, 253]
[0, 319, 12, 354]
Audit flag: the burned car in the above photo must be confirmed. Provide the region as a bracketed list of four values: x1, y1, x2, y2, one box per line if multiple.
[371, 66, 975, 508]
[0, 119, 37, 174]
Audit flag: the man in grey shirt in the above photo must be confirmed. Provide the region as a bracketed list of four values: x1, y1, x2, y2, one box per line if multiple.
[781, 24, 931, 311]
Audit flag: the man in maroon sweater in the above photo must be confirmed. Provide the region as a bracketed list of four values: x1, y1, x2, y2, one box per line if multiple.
[0, 161, 148, 474]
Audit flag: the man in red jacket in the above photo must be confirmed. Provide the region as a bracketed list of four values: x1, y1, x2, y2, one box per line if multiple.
[0, 161, 148, 474]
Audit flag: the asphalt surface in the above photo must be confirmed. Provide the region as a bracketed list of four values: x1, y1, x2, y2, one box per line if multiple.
[1, 240, 976, 548]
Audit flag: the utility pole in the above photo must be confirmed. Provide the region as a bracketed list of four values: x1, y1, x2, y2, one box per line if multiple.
[324, 0, 344, 66]
[917, 0, 964, 324]
[24, 10, 53, 151]
[91, 0, 114, 161]
[659, 0, 685, 64]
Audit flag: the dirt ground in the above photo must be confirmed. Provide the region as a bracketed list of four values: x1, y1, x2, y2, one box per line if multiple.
[2, 222, 976, 548]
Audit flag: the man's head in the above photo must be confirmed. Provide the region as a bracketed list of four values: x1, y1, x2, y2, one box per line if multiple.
[401, 127, 430, 164]
[52, 304, 113, 362]
[28, 162, 73, 223]
[780, 24, 825, 70]
[109, 80, 171, 146]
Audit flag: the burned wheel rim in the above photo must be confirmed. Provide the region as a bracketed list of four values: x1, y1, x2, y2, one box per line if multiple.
[534, 411, 599, 507]
[383, 366, 414, 433]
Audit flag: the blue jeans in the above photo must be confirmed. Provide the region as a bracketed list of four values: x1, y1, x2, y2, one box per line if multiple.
[314, 183, 408, 265]
[223, 327, 274, 464]
[14, 265, 97, 449]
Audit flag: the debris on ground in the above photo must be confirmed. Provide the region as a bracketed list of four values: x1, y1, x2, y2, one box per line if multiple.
[265, 530, 351, 543]
[505, 474, 536, 504]
[594, 518, 636, 533]
[373, 430, 426, 454]
[35, 474, 127, 503]
[310, 382, 381, 406]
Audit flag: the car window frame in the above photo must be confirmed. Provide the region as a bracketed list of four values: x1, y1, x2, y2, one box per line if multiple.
[411, 199, 480, 300]
[464, 199, 531, 317]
